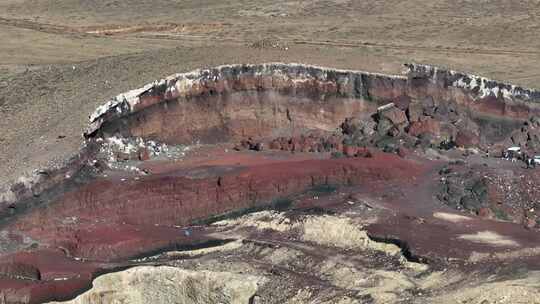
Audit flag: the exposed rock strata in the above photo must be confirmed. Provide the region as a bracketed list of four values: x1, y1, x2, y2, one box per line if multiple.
[86, 63, 540, 143]
[3, 63, 540, 303]
[4, 63, 540, 212]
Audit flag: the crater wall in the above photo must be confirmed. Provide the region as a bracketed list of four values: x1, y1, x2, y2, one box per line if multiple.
[86, 62, 540, 146]
[87, 63, 409, 144]
[3, 62, 540, 227]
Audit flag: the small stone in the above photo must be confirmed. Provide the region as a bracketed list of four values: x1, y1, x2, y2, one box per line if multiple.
[524, 218, 536, 229]
[397, 147, 409, 158]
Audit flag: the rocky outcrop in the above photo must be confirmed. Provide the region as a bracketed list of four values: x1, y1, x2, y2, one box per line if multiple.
[0, 142, 100, 222]
[406, 63, 540, 144]
[406, 63, 540, 103]
[48, 266, 263, 304]
[86, 63, 540, 141]
[85, 63, 409, 145]
[79, 62, 540, 161]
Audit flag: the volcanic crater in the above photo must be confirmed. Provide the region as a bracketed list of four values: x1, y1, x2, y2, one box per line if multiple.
[2, 63, 540, 303]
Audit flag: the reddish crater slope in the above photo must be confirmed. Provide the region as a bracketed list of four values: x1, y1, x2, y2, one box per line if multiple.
[2, 63, 540, 303]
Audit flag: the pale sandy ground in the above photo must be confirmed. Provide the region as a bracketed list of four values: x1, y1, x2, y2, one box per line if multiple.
[433, 212, 473, 223]
[52, 212, 540, 304]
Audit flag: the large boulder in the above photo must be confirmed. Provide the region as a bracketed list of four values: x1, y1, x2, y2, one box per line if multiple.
[376, 118, 396, 136]
[341, 117, 376, 137]
[407, 116, 441, 137]
[378, 103, 408, 126]
[377, 103, 408, 136]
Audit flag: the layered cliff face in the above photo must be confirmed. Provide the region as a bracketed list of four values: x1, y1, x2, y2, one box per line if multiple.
[406, 63, 540, 144]
[86, 62, 540, 147]
[86, 63, 408, 144]
[2, 63, 540, 303]
[4, 62, 540, 211]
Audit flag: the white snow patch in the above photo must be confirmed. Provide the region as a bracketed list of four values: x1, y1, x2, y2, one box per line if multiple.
[433, 212, 472, 223]
[99, 136, 170, 163]
[407, 63, 534, 101]
[458, 231, 519, 247]
[89, 100, 121, 122]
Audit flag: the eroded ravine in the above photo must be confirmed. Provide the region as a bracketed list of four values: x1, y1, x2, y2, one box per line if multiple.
[2, 63, 540, 303]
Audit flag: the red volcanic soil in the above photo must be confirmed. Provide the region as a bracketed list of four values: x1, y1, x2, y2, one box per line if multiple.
[0, 250, 101, 303]
[3, 146, 540, 302]
[0, 148, 428, 303]
[5, 147, 540, 303]
[367, 210, 540, 266]
[0, 227, 218, 303]
[361, 158, 540, 269]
